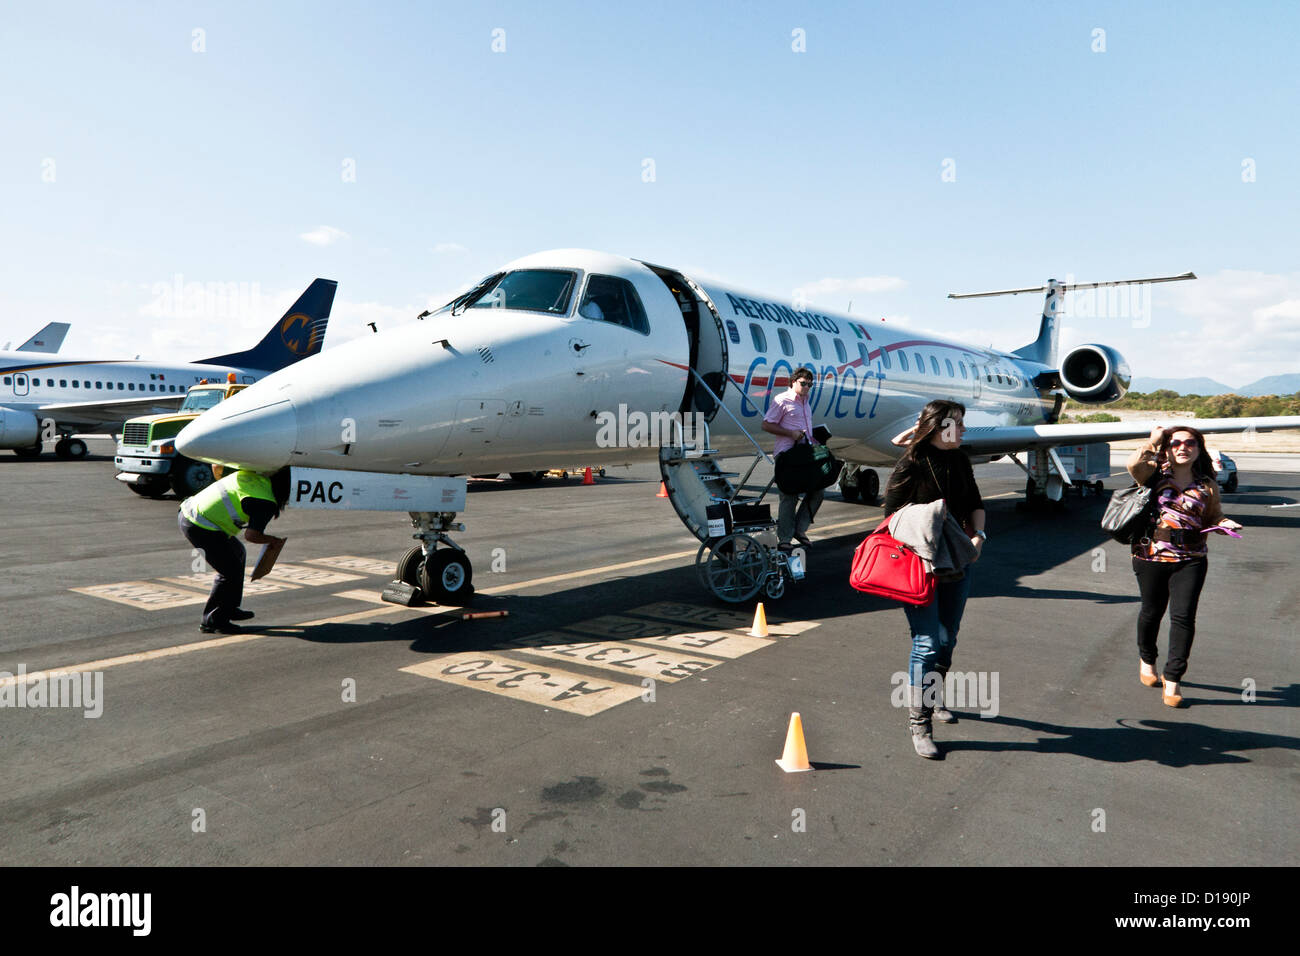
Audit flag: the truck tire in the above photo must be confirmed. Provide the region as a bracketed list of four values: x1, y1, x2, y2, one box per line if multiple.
[170, 457, 214, 498]
[129, 480, 170, 499]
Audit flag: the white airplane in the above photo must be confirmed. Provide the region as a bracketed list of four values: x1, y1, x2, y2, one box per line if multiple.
[1, 280, 336, 459]
[175, 248, 1300, 603]
[4, 322, 72, 353]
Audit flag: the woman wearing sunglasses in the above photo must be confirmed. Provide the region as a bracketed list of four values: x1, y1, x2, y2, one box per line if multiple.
[1126, 426, 1242, 706]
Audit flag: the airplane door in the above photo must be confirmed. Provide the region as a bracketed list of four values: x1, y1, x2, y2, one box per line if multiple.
[642, 265, 728, 421]
[441, 398, 507, 461]
[13, 373, 29, 396]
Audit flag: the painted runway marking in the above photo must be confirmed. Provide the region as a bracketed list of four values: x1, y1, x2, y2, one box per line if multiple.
[624, 629, 775, 659]
[158, 574, 302, 595]
[260, 563, 365, 586]
[0, 633, 266, 689]
[400, 653, 643, 716]
[69, 581, 207, 610]
[506, 632, 723, 682]
[558, 614, 689, 642]
[304, 555, 398, 576]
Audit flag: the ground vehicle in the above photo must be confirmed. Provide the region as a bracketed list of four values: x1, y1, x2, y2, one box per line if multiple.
[114, 380, 247, 498]
[1209, 448, 1239, 492]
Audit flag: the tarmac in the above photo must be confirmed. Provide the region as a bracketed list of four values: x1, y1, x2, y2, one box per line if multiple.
[0, 438, 1295, 866]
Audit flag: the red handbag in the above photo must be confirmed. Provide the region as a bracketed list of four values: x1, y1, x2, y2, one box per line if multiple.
[849, 516, 935, 605]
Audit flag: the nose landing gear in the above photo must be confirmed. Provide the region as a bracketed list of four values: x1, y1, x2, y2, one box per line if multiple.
[395, 511, 475, 605]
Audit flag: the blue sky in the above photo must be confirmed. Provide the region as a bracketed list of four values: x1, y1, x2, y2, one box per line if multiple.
[2, 0, 1297, 386]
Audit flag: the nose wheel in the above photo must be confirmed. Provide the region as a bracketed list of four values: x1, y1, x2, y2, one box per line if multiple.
[420, 550, 474, 605]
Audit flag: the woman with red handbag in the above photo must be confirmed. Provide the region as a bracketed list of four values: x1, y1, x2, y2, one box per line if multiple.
[882, 400, 986, 759]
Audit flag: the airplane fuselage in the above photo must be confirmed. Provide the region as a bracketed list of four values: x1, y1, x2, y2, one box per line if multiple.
[177, 249, 1060, 475]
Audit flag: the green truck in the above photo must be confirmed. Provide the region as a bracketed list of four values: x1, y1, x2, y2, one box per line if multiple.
[114, 381, 247, 498]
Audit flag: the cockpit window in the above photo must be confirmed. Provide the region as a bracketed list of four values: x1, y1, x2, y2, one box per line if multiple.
[437, 270, 577, 316]
[577, 275, 650, 334]
[180, 389, 226, 413]
[471, 269, 576, 314]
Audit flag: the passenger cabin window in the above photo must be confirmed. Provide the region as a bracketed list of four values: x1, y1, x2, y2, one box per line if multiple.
[898, 352, 910, 372]
[60, 379, 67, 387]
[880, 348, 891, 370]
[806, 334, 822, 361]
[577, 275, 650, 334]
[913, 353, 924, 373]
[750, 324, 767, 353]
[930, 356, 940, 376]
[460, 269, 577, 315]
[858, 343, 870, 367]
[777, 329, 793, 356]
[835, 339, 848, 364]
[958, 363, 966, 379]
[945, 359, 954, 378]
[2, 377, 9, 385]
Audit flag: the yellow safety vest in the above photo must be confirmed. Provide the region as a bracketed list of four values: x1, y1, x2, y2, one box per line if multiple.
[181, 471, 275, 536]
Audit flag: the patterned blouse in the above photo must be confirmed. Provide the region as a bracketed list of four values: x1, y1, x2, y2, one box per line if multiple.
[1132, 463, 1222, 562]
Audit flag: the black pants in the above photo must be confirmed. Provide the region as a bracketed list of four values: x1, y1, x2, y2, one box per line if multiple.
[178, 511, 245, 627]
[1132, 556, 1208, 682]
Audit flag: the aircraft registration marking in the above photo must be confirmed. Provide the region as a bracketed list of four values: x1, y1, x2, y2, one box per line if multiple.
[304, 555, 398, 576]
[400, 652, 643, 716]
[622, 629, 775, 658]
[559, 614, 690, 642]
[624, 602, 752, 629]
[259, 563, 365, 586]
[70, 582, 207, 610]
[506, 632, 723, 682]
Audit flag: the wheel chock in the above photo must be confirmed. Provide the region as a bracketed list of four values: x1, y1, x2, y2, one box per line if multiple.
[381, 580, 423, 606]
[775, 712, 813, 773]
[749, 602, 769, 637]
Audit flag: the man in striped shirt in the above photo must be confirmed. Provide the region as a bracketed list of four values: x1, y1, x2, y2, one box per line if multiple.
[761, 366, 822, 550]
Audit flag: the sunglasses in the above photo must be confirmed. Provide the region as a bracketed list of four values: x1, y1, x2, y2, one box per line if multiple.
[794, 379, 813, 386]
[1168, 439, 1197, 448]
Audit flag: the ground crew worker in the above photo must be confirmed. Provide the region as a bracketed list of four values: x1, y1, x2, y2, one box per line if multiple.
[178, 467, 290, 633]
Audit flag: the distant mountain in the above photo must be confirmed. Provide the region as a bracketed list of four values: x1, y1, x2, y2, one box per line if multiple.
[1130, 377, 1238, 396]
[1236, 373, 1300, 397]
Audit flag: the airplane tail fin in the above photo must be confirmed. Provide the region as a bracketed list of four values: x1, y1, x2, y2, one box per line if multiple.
[17, 322, 71, 353]
[949, 272, 1196, 368]
[197, 278, 336, 371]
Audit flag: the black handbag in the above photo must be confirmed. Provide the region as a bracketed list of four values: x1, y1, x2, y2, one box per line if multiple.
[1101, 470, 1161, 544]
[775, 441, 843, 495]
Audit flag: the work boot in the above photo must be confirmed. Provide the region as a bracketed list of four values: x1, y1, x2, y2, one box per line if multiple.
[932, 667, 957, 723]
[908, 708, 940, 759]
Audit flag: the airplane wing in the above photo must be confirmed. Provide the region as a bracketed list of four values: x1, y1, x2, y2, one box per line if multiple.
[35, 394, 186, 428]
[962, 416, 1300, 456]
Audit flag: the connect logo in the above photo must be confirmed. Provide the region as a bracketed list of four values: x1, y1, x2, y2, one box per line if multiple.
[280, 312, 321, 355]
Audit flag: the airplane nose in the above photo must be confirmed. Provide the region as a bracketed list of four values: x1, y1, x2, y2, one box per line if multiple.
[176, 398, 298, 472]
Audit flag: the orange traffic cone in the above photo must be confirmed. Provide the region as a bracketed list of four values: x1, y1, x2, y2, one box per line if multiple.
[656, 480, 668, 498]
[775, 712, 813, 772]
[749, 602, 769, 638]
[582, 466, 595, 485]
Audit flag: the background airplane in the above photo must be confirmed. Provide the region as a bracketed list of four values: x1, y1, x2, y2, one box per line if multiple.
[176, 249, 1300, 600]
[1, 279, 336, 459]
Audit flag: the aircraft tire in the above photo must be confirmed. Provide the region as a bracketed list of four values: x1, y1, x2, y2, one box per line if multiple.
[1224, 474, 1238, 493]
[64, 438, 88, 459]
[860, 468, 880, 503]
[396, 546, 424, 587]
[170, 457, 215, 498]
[419, 550, 474, 605]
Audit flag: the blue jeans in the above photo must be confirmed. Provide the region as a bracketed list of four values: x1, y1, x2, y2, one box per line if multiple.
[904, 569, 972, 687]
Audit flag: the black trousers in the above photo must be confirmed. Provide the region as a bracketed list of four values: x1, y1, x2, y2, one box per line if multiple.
[178, 511, 245, 627]
[1132, 556, 1208, 682]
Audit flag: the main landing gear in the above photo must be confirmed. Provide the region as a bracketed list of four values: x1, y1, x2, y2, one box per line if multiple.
[394, 511, 475, 605]
[54, 437, 88, 459]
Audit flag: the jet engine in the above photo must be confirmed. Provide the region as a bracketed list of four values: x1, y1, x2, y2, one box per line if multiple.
[1059, 344, 1131, 404]
[0, 407, 40, 448]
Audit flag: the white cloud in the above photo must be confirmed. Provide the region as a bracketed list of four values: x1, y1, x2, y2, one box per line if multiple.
[796, 275, 907, 304]
[299, 225, 350, 246]
[432, 242, 467, 254]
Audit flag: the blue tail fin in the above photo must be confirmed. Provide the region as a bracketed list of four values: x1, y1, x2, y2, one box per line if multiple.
[197, 278, 336, 371]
